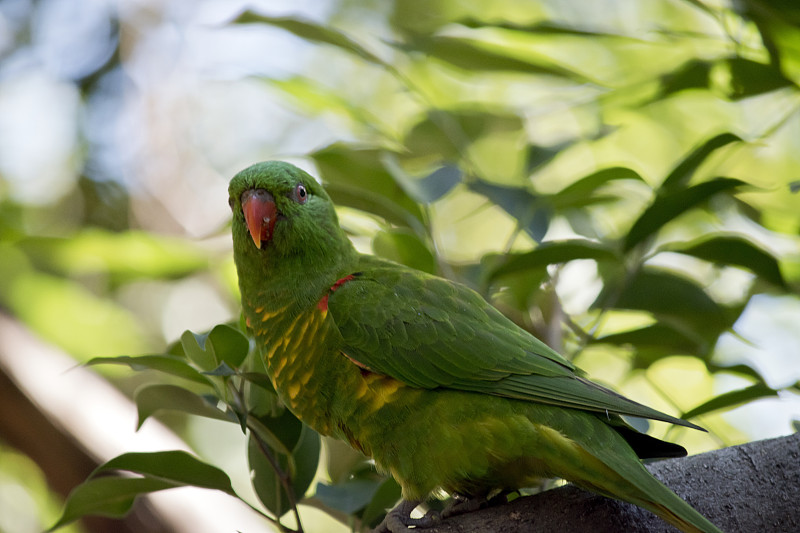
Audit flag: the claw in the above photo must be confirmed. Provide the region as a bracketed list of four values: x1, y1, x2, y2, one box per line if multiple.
[373, 499, 441, 532]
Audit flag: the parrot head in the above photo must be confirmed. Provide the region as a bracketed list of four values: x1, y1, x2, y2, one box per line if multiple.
[228, 161, 354, 274]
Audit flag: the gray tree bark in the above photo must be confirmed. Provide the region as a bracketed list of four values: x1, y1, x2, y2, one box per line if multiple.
[425, 432, 800, 532]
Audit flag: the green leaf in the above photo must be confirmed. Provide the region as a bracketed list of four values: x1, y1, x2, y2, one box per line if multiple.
[49, 477, 176, 531]
[203, 362, 238, 376]
[96, 451, 236, 495]
[248, 419, 320, 517]
[661, 133, 742, 191]
[181, 330, 216, 371]
[381, 157, 462, 204]
[489, 239, 618, 280]
[315, 479, 384, 515]
[360, 477, 402, 528]
[623, 177, 745, 251]
[240, 372, 277, 392]
[405, 35, 593, 82]
[247, 408, 306, 459]
[659, 58, 712, 97]
[665, 235, 786, 288]
[208, 324, 250, 368]
[233, 11, 385, 66]
[135, 384, 231, 428]
[726, 57, 793, 99]
[595, 323, 709, 367]
[682, 383, 779, 420]
[404, 110, 524, 162]
[86, 354, 212, 385]
[595, 267, 730, 340]
[467, 179, 550, 242]
[555, 167, 646, 200]
[373, 228, 436, 274]
[313, 145, 425, 226]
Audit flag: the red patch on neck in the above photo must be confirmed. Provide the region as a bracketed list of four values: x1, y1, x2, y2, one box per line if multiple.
[317, 274, 356, 311]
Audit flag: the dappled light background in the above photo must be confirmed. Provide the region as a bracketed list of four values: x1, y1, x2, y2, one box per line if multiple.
[1, 0, 799, 532]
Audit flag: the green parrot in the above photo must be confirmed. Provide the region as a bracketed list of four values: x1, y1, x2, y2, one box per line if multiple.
[228, 161, 722, 533]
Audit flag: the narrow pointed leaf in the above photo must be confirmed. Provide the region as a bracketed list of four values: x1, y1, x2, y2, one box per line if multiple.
[233, 11, 384, 66]
[96, 451, 236, 495]
[666, 235, 786, 288]
[135, 384, 231, 428]
[555, 167, 645, 199]
[86, 354, 211, 385]
[49, 477, 176, 531]
[595, 323, 708, 360]
[661, 133, 741, 191]
[682, 383, 779, 420]
[623, 177, 745, 251]
[490, 239, 618, 280]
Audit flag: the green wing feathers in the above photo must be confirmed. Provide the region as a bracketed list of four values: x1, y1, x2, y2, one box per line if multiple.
[327, 256, 702, 431]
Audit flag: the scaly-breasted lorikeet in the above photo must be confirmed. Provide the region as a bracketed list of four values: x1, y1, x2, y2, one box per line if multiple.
[229, 161, 721, 533]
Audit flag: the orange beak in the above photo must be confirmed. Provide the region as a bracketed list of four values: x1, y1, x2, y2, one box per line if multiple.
[241, 189, 278, 249]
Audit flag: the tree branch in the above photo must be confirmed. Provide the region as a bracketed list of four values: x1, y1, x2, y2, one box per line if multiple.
[425, 432, 800, 532]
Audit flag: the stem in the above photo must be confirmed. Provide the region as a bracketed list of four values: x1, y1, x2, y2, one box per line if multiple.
[248, 418, 305, 533]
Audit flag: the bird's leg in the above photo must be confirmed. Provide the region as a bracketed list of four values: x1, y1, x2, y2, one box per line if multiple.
[372, 499, 441, 532]
[441, 490, 515, 519]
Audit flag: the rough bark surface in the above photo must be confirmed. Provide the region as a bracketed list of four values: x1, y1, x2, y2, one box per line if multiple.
[424, 431, 800, 533]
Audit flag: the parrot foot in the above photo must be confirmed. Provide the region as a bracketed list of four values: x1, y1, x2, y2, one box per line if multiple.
[441, 490, 514, 519]
[373, 499, 441, 532]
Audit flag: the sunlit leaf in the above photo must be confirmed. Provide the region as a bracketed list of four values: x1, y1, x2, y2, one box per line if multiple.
[555, 167, 645, 199]
[404, 109, 524, 162]
[135, 384, 231, 428]
[49, 477, 176, 531]
[682, 383, 779, 419]
[17, 229, 208, 282]
[233, 11, 385, 66]
[86, 355, 211, 385]
[404, 35, 593, 82]
[96, 451, 236, 495]
[664, 235, 786, 287]
[661, 133, 742, 191]
[595, 267, 730, 339]
[623, 177, 745, 251]
[489, 239, 618, 280]
[595, 323, 709, 363]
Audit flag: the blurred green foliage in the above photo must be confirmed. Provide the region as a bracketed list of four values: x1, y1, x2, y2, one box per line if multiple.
[1, 1, 800, 532]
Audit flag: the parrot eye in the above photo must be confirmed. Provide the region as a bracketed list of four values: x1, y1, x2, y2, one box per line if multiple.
[293, 184, 308, 204]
